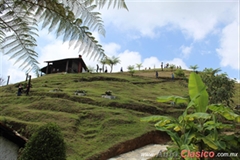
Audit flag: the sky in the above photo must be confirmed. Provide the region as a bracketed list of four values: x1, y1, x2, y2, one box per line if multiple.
[0, 0, 239, 84]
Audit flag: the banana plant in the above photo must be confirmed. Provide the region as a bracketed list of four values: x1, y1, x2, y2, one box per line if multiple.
[141, 72, 240, 160]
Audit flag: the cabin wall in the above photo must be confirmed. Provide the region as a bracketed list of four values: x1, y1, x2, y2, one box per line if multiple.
[0, 136, 19, 160]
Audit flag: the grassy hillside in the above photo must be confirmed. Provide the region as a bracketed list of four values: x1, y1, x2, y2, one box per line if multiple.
[0, 69, 239, 160]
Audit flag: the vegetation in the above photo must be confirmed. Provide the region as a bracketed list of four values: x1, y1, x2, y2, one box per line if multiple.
[0, 69, 239, 159]
[127, 65, 135, 76]
[142, 72, 240, 160]
[20, 123, 66, 160]
[169, 64, 176, 72]
[174, 69, 186, 79]
[99, 56, 108, 72]
[201, 68, 236, 107]
[106, 56, 121, 73]
[0, 0, 128, 71]
[136, 63, 143, 71]
[189, 65, 199, 71]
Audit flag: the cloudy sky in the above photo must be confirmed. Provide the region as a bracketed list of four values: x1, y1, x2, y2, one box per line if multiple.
[0, 0, 239, 84]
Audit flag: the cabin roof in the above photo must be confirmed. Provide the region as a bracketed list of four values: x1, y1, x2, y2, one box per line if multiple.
[44, 58, 84, 63]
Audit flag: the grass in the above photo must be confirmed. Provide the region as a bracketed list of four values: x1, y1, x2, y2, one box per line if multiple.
[0, 69, 239, 160]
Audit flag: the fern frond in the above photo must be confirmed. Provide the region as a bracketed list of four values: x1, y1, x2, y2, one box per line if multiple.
[1, 0, 39, 71]
[1, 0, 127, 72]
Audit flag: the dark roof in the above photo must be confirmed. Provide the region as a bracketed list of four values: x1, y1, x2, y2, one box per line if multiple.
[0, 122, 27, 148]
[44, 58, 84, 63]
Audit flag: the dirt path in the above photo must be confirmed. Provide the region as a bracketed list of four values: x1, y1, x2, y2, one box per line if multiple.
[108, 144, 168, 160]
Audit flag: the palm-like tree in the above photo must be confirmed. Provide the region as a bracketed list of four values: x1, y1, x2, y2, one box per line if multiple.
[99, 56, 108, 72]
[136, 63, 143, 71]
[106, 56, 121, 73]
[0, 0, 128, 72]
[189, 65, 199, 71]
[203, 68, 221, 76]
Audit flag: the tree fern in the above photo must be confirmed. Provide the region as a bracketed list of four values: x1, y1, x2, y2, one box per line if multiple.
[0, 0, 127, 72]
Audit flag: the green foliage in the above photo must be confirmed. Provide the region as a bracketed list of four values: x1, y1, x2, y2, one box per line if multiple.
[169, 64, 176, 71]
[127, 65, 135, 76]
[201, 68, 235, 107]
[136, 63, 143, 71]
[174, 69, 186, 78]
[0, 0, 128, 71]
[189, 65, 199, 71]
[20, 123, 66, 160]
[106, 56, 121, 73]
[142, 72, 240, 159]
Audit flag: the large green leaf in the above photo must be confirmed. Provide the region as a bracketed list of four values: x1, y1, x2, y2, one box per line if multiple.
[157, 96, 189, 104]
[188, 72, 209, 112]
[185, 112, 211, 121]
[155, 126, 182, 147]
[200, 134, 225, 150]
[203, 121, 232, 130]
[208, 104, 240, 123]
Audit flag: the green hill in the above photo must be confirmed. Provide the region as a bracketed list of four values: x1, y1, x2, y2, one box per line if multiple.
[0, 70, 239, 160]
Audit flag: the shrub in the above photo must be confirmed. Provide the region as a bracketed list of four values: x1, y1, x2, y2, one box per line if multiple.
[20, 123, 66, 160]
[127, 65, 135, 76]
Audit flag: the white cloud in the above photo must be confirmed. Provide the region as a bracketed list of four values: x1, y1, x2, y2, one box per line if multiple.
[113, 50, 142, 72]
[180, 45, 193, 58]
[216, 21, 239, 70]
[103, 42, 121, 57]
[1, 54, 27, 85]
[142, 57, 161, 69]
[165, 58, 188, 69]
[100, 1, 238, 41]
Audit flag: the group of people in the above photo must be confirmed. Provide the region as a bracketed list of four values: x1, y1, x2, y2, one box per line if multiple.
[17, 84, 30, 96]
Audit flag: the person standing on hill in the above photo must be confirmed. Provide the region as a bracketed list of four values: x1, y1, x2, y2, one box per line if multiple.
[17, 84, 23, 96]
[172, 73, 175, 80]
[96, 64, 99, 73]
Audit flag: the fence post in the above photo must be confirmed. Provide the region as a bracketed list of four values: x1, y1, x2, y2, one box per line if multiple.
[26, 73, 28, 81]
[28, 75, 31, 90]
[7, 75, 10, 85]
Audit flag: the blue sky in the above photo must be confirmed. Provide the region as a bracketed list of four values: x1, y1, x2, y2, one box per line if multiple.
[0, 0, 239, 84]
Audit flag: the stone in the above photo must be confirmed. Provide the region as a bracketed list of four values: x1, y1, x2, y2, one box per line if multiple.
[102, 95, 116, 99]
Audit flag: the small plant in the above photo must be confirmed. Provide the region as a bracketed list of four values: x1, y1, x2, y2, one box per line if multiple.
[169, 64, 176, 72]
[20, 123, 66, 160]
[105, 90, 112, 95]
[127, 65, 135, 76]
[174, 69, 185, 79]
[136, 63, 143, 71]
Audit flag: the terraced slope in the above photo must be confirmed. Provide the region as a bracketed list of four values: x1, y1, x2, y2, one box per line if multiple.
[0, 70, 239, 160]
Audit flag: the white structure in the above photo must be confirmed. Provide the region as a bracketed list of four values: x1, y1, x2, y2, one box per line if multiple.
[0, 123, 27, 160]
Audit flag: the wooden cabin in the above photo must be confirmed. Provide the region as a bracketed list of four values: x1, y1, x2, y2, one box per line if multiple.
[40, 55, 88, 74]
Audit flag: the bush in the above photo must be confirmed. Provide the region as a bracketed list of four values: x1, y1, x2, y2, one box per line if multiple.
[174, 69, 185, 78]
[20, 123, 66, 160]
[127, 65, 135, 76]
